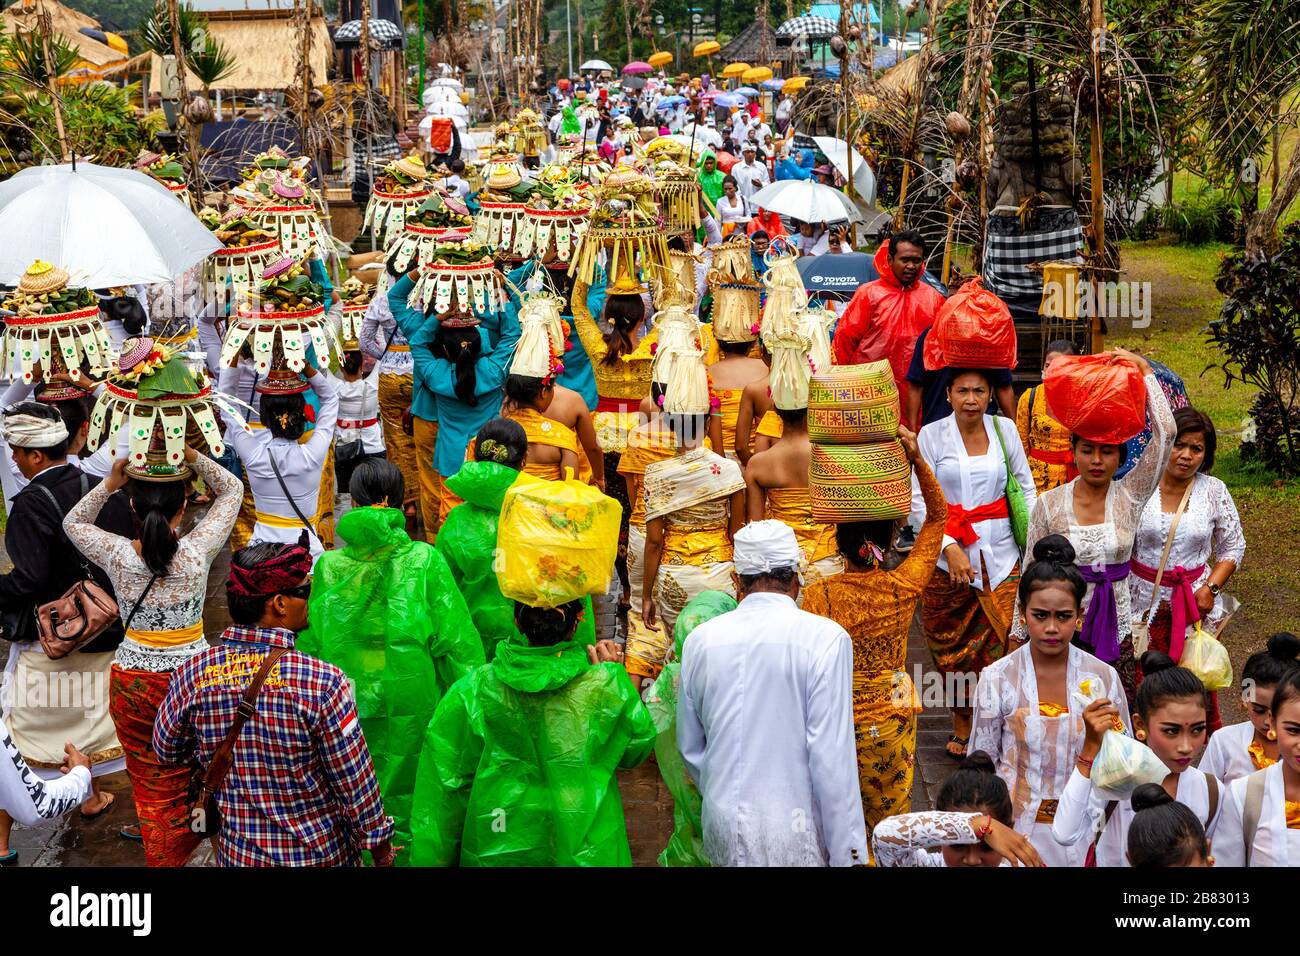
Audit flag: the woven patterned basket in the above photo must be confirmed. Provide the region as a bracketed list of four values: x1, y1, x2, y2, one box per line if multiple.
[810, 440, 912, 523]
[808, 360, 900, 444]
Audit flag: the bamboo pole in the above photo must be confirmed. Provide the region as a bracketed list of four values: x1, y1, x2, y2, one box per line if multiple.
[1087, 0, 1105, 353]
[35, 1, 69, 162]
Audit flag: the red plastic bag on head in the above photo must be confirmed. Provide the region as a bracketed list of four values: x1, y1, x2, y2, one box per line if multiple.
[831, 241, 945, 404]
[1043, 353, 1148, 444]
[715, 151, 738, 173]
[923, 276, 1017, 371]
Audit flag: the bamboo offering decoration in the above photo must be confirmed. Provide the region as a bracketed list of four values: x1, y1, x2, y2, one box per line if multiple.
[516, 163, 592, 262]
[86, 336, 253, 465]
[228, 148, 331, 260]
[220, 257, 342, 375]
[362, 153, 436, 248]
[404, 236, 507, 316]
[198, 206, 284, 311]
[339, 277, 375, 345]
[0, 261, 114, 385]
[651, 160, 703, 233]
[567, 164, 672, 286]
[382, 190, 476, 288]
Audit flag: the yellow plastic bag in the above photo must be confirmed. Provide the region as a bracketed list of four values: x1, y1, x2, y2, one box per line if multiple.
[496, 471, 623, 608]
[1181, 623, 1234, 691]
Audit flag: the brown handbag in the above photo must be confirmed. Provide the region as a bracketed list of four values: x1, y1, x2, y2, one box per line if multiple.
[188, 646, 289, 838]
[29, 479, 129, 660]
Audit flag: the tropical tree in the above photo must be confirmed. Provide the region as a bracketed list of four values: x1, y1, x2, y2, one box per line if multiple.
[1192, 0, 1300, 253]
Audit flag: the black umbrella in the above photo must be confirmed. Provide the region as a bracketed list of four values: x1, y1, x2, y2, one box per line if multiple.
[797, 251, 873, 295]
[798, 251, 950, 297]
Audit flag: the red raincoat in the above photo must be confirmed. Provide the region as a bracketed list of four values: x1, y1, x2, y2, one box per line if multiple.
[831, 242, 946, 402]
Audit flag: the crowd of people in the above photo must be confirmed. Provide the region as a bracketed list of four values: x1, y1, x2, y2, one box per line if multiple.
[0, 81, 1287, 872]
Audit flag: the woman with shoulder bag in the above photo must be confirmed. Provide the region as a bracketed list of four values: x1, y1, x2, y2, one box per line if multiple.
[1128, 407, 1244, 735]
[63, 443, 242, 866]
[914, 369, 1038, 759]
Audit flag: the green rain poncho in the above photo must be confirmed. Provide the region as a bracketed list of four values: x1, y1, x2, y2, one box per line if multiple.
[696, 149, 725, 209]
[436, 461, 594, 661]
[645, 590, 736, 867]
[410, 639, 656, 866]
[298, 506, 485, 862]
[560, 105, 581, 136]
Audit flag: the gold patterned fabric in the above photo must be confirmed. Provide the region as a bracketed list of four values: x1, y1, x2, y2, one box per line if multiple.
[412, 417, 443, 541]
[461, 407, 585, 485]
[765, 487, 842, 568]
[644, 446, 745, 522]
[715, 387, 746, 457]
[1016, 385, 1073, 494]
[801, 458, 948, 830]
[571, 279, 720, 407]
[645, 448, 743, 636]
[756, 409, 783, 440]
[618, 423, 678, 528]
[921, 565, 1019, 677]
[378, 373, 419, 507]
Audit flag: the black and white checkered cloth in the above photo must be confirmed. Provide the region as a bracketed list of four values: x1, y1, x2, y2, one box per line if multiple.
[776, 14, 838, 38]
[982, 207, 1083, 302]
[334, 18, 404, 48]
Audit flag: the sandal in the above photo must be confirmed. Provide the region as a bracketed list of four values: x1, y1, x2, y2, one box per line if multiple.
[0, 850, 16, 866]
[945, 734, 969, 759]
[79, 791, 116, 820]
[119, 824, 143, 842]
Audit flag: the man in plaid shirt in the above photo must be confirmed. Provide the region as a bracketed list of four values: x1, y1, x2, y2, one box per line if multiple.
[154, 538, 396, 866]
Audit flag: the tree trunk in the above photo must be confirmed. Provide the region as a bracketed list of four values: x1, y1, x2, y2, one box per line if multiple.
[621, 0, 633, 59]
[1246, 143, 1300, 256]
[576, 0, 585, 64]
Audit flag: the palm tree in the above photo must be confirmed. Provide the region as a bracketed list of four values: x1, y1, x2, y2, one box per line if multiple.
[1193, 0, 1300, 253]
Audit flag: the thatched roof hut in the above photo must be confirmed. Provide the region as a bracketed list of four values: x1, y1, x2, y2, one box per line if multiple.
[147, 4, 330, 91]
[1, 0, 127, 75]
[718, 20, 787, 67]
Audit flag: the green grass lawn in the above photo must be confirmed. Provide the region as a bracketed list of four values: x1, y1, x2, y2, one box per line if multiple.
[1115, 237, 1300, 715]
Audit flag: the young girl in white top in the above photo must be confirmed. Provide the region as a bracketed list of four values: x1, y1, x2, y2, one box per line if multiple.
[872, 751, 1042, 867]
[1052, 651, 1221, 866]
[969, 534, 1130, 867]
[333, 347, 385, 492]
[1213, 667, 1300, 866]
[1201, 633, 1300, 784]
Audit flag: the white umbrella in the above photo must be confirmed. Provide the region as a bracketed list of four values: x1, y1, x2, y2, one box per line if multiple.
[580, 58, 614, 73]
[748, 180, 864, 223]
[812, 135, 877, 205]
[0, 163, 221, 287]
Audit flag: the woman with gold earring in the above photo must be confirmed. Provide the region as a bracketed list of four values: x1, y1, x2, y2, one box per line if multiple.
[969, 534, 1131, 867]
[1200, 633, 1300, 784]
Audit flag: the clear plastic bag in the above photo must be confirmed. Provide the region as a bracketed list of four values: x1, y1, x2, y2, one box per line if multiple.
[1073, 678, 1167, 800]
[1181, 623, 1235, 691]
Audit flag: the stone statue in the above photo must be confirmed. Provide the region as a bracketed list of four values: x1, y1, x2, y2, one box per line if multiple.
[986, 82, 1084, 210]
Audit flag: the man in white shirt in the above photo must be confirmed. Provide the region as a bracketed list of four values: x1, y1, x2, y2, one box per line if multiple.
[678, 520, 868, 867]
[731, 144, 770, 211]
[730, 110, 750, 152]
[775, 95, 794, 134]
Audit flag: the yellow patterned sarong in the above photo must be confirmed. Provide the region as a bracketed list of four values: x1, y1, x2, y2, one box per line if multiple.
[378, 372, 419, 508]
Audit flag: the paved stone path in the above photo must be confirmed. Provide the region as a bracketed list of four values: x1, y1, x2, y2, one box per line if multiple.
[3, 526, 954, 866]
